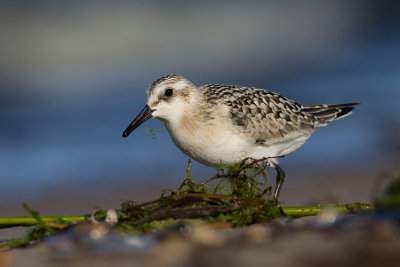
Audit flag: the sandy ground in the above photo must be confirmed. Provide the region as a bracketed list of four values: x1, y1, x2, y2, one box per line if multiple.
[2, 213, 400, 267]
[1, 157, 399, 266]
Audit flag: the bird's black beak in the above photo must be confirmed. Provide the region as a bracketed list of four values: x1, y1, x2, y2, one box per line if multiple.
[122, 105, 154, 137]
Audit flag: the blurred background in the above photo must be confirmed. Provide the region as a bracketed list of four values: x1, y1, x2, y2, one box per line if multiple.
[0, 0, 399, 216]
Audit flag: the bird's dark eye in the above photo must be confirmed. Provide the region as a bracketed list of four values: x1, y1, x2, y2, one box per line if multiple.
[164, 88, 173, 97]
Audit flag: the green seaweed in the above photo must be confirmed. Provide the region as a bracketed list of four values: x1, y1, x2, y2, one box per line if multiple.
[1, 205, 63, 248]
[375, 173, 400, 210]
[0, 159, 375, 248]
[146, 126, 165, 139]
[112, 158, 280, 232]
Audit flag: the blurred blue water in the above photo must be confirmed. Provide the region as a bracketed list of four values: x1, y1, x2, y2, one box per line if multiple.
[1, 39, 399, 193]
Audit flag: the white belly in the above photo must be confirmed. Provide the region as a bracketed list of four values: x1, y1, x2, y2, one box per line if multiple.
[165, 121, 247, 167]
[164, 118, 310, 167]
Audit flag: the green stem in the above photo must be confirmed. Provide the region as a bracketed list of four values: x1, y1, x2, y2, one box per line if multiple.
[199, 174, 229, 186]
[23, 203, 55, 233]
[281, 203, 373, 217]
[0, 215, 87, 228]
[0, 203, 372, 229]
[186, 159, 192, 182]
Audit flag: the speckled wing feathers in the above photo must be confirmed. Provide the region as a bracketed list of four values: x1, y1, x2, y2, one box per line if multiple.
[201, 84, 316, 143]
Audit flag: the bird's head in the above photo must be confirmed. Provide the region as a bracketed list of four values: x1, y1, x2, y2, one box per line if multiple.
[122, 74, 197, 137]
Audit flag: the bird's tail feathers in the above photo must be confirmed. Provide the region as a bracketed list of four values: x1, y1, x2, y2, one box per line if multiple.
[301, 103, 359, 127]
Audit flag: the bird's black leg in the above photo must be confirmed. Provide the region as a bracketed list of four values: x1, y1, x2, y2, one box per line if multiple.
[273, 164, 286, 201]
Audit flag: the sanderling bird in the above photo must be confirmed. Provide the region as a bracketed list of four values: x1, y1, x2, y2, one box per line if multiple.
[122, 74, 358, 199]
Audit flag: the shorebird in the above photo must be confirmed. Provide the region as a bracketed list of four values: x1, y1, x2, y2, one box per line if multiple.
[122, 74, 358, 199]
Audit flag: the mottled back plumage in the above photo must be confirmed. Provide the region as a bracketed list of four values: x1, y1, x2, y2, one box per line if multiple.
[201, 84, 358, 145]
